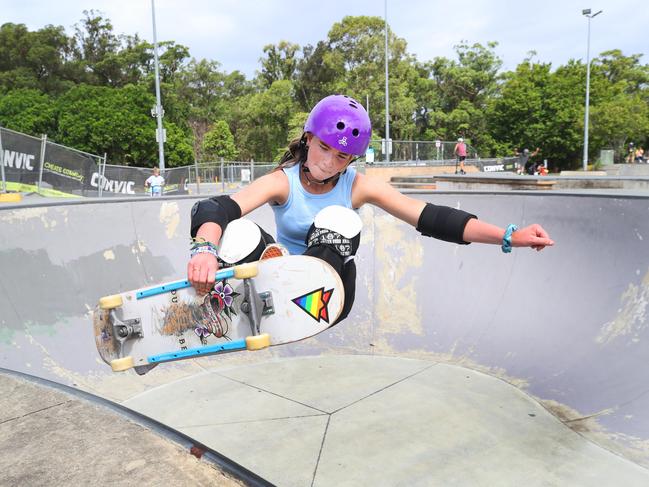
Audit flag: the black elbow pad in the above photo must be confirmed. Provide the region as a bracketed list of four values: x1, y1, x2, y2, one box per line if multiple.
[190, 195, 242, 238]
[416, 203, 476, 244]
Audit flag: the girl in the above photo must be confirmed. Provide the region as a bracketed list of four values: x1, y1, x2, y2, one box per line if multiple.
[188, 94, 553, 323]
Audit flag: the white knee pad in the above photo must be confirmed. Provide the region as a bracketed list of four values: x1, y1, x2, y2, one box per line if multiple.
[217, 218, 262, 265]
[314, 205, 362, 238]
[308, 205, 362, 257]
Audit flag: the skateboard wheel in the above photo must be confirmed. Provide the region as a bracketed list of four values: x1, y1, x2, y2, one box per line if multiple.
[99, 294, 123, 310]
[110, 356, 135, 372]
[246, 333, 270, 350]
[233, 262, 258, 279]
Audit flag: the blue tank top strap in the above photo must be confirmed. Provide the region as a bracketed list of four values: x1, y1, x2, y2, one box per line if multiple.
[271, 163, 357, 255]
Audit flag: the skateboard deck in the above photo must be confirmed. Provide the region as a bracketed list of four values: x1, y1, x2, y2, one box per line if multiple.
[93, 255, 344, 374]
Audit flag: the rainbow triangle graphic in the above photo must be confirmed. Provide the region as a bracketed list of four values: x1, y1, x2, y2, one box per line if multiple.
[292, 287, 334, 323]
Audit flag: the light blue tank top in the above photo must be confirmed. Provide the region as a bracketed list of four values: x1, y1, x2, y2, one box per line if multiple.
[271, 163, 357, 255]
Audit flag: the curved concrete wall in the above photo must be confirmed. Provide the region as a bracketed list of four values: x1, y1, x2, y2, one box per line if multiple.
[1, 192, 648, 465]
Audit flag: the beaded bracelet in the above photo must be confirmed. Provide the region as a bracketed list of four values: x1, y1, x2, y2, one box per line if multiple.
[190, 238, 219, 259]
[190, 246, 219, 259]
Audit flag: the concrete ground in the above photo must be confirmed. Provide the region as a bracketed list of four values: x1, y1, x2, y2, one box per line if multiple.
[123, 355, 649, 487]
[0, 371, 256, 486]
[2, 190, 649, 485]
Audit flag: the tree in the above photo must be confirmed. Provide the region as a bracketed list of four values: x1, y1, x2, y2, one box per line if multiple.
[259, 41, 300, 88]
[163, 123, 194, 167]
[423, 42, 503, 153]
[234, 80, 298, 162]
[324, 16, 420, 141]
[54, 83, 191, 166]
[0, 89, 56, 135]
[203, 121, 239, 161]
[590, 94, 649, 161]
[295, 41, 339, 110]
[71, 10, 121, 85]
[174, 59, 252, 161]
[487, 59, 587, 168]
[0, 23, 75, 94]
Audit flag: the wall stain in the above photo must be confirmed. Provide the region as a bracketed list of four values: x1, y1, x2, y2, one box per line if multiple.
[597, 266, 649, 345]
[374, 214, 423, 338]
[159, 202, 180, 239]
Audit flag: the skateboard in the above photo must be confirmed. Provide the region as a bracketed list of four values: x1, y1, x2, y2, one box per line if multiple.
[93, 255, 344, 374]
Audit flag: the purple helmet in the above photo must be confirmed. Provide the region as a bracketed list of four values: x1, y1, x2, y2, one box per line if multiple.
[304, 95, 371, 156]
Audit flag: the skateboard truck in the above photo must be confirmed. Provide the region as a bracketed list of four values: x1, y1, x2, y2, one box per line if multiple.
[110, 311, 143, 357]
[240, 278, 274, 336]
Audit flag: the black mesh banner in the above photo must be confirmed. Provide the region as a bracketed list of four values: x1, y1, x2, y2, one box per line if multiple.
[94, 165, 189, 196]
[1, 128, 42, 186]
[162, 167, 189, 195]
[43, 142, 98, 195]
[2, 126, 190, 196]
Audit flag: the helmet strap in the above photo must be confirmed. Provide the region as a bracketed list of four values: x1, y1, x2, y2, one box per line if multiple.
[301, 162, 344, 186]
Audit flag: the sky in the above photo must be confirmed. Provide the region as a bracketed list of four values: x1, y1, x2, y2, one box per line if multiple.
[2, 0, 647, 78]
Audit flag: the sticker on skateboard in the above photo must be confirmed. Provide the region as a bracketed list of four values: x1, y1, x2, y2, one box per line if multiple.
[92, 255, 344, 374]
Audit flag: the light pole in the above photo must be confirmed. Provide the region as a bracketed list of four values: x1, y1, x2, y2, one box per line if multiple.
[384, 0, 390, 163]
[582, 8, 602, 171]
[151, 0, 166, 171]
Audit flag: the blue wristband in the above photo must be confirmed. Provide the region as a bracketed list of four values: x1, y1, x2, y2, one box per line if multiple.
[501, 224, 518, 253]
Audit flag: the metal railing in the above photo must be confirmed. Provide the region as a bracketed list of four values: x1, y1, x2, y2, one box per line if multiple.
[3, 126, 528, 198]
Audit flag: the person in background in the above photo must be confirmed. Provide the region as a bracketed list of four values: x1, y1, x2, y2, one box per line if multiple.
[517, 147, 541, 175]
[145, 167, 165, 196]
[454, 137, 467, 175]
[536, 161, 549, 176]
[627, 142, 635, 163]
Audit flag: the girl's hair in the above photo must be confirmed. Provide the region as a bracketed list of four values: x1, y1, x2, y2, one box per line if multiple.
[275, 134, 308, 171]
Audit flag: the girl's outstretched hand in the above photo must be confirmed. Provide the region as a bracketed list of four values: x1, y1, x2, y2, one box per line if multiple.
[512, 224, 554, 252]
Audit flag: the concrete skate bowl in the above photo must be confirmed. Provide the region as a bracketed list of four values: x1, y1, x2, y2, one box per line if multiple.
[1, 191, 649, 485]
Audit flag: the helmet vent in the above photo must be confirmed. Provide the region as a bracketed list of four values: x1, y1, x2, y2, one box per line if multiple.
[348, 102, 358, 109]
[337, 122, 346, 130]
[352, 129, 359, 137]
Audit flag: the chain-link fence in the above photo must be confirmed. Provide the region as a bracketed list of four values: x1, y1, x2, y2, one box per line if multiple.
[0, 126, 193, 197]
[2, 126, 524, 198]
[181, 161, 276, 194]
[365, 139, 478, 164]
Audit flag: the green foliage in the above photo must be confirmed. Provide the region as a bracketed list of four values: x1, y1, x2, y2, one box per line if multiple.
[163, 123, 194, 167]
[0, 88, 56, 134]
[488, 61, 585, 169]
[234, 80, 298, 162]
[0, 13, 647, 169]
[53, 83, 191, 166]
[203, 121, 239, 161]
[259, 41, 300, 89]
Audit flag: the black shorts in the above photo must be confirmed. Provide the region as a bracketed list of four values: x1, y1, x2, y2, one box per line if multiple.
[458, 156, 466, 161]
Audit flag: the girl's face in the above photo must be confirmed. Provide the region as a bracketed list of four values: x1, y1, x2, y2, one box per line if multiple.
[305, 134, 353, 180]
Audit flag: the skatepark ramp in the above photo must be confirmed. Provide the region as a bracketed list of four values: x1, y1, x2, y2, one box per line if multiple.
[2, 191, 649, 485]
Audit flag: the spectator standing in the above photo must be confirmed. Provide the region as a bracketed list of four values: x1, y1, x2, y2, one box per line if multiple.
[454, 138, 467, 174]
[145, 167, 165, 196]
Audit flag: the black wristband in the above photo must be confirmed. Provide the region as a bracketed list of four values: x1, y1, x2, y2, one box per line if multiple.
[416, 203, 477, 244]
